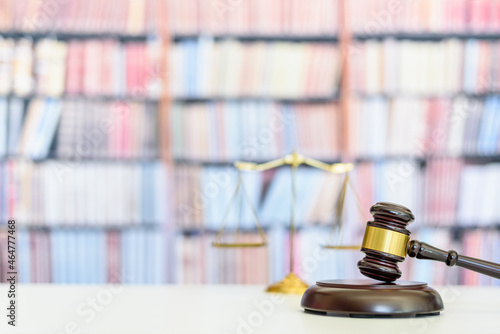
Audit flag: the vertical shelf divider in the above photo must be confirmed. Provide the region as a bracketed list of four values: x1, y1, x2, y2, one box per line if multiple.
[338, 0, 353, 161]
[158, 0, 172, 164]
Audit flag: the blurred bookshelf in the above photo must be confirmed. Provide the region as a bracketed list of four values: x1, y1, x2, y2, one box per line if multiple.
[2, 0, 500, 287]
[172, 33, 500, 43]
[173, 35, 340, 42]
[0, 31, 153, 41]
[174, 97, 339, 103]
[0, 0, 171, 286]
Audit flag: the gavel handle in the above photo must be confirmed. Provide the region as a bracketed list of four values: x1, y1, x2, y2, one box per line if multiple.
[407, 240, 500, 279]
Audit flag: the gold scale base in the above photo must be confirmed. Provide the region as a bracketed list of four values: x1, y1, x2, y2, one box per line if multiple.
[266, 273, 309, 294]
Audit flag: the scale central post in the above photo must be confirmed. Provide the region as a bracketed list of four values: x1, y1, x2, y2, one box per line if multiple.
[235, 152, 354, 294]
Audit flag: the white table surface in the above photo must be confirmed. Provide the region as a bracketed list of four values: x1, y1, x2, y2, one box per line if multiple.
[0, 284, 499, 334]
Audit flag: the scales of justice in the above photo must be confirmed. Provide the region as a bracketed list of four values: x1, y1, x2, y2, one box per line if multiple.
[212, 151, 361, 294]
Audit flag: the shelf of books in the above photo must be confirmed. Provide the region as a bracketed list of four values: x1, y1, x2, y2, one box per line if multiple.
[2, 0, 500, 286]
[0, 0, 171, 285]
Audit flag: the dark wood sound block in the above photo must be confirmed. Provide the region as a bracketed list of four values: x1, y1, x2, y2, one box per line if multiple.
[301, 279, 444, 318]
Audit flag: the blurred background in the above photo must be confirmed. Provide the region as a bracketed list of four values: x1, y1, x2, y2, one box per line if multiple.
[0, 0, 500, 286]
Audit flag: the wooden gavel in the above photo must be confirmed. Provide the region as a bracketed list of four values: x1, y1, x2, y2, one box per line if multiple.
[357, 202, 500, 282]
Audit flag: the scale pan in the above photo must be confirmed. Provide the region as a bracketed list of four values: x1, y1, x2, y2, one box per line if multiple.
[321, 245, 360, 250]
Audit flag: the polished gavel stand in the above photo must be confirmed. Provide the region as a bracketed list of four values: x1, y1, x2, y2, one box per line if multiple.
[301, 279, 443, 318]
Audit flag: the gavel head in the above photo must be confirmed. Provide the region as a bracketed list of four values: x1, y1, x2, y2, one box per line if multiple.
[357, 202, 414, 282]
